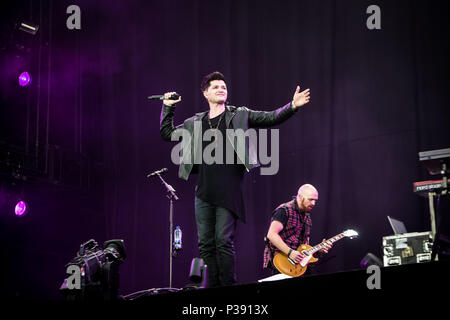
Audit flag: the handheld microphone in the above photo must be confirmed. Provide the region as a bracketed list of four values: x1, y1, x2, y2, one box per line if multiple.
[147, 168, 168, 177]
[147, 94, 180, 100]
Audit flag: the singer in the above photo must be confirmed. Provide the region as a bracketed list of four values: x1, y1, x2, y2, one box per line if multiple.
[160, 71, 310, 287]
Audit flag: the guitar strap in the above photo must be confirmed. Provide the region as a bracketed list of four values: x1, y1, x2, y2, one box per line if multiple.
[298, 211, 311, 246]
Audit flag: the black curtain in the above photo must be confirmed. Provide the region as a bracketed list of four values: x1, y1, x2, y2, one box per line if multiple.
[1, 0, 449, 298]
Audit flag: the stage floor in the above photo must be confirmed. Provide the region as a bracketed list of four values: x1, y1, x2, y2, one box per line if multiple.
[124, 259, 450, 316]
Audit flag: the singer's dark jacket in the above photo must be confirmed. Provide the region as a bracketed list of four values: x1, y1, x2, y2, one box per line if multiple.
[159, 102, 298, 182]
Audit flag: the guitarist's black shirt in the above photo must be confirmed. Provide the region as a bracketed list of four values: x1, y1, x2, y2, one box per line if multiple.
[273, 205, 309, 231]
[272, 197, 311, 245]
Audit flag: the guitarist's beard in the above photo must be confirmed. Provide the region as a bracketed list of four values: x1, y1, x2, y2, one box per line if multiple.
[297, 196, 315, 212]
[302, 199, 314, 212]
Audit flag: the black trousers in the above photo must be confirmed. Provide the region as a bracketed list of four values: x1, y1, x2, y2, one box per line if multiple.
[195, 196, 237, 287]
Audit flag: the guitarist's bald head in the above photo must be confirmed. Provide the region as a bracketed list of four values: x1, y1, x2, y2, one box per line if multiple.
[297, 184, 319, 212]
[297, 184, 318, 197]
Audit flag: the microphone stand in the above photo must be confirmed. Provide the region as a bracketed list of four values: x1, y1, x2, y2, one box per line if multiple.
[151, 172, 179, 289]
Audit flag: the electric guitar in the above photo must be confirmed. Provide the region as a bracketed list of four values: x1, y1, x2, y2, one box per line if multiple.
[272, 229, 358, 277]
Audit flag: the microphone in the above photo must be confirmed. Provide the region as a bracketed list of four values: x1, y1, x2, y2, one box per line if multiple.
[147, 168, 168, 178]
[147, 94, 180, 100]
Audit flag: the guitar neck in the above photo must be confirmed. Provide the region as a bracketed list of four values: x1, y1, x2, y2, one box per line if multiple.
[303, 233, 345, 255]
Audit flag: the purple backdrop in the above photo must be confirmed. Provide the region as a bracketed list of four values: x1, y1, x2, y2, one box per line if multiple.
[1, 0, 449, 299]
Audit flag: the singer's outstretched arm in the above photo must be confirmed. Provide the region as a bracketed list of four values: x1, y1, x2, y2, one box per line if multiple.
[247, 86, 310, 128]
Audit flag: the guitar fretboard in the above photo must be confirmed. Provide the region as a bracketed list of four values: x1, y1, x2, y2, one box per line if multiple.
[303, 233, 345, 255]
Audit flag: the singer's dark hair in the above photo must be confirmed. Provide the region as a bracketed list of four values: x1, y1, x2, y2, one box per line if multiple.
[201, 71, 226, 92]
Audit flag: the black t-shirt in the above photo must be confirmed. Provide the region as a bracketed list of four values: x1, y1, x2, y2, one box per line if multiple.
[195, 110, 246, 220]
[272, 208, 289, 227]
[272, 201, 308, 229]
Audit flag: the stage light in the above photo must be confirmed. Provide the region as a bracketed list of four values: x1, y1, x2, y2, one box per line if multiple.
[360, 252, 382, 268]
[18, 71, 32, 87]
[14, 200, 28, 217]
[187, 257, 208, 288]
[18, 21, 39, 35]
[60, 239, 126, 300]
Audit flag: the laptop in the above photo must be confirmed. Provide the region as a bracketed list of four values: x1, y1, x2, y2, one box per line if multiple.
[387, 216, 408, 234]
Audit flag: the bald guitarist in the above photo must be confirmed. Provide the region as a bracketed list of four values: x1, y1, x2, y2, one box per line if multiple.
[263, 184, 333, 273]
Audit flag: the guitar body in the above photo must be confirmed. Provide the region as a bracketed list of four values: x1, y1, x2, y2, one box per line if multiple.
[273, 244, 319, 277]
